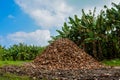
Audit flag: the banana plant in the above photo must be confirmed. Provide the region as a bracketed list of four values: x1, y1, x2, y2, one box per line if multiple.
[51, 2, 120, 60]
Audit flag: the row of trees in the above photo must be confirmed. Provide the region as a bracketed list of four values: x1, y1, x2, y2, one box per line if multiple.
[50, 3, 120, 60]
[0, 43, 45, 61]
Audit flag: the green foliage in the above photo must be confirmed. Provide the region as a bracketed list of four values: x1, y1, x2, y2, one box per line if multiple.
[101, 2, 120, 59]
[102, 59, 120, 66]
[0, 43, 45, 61]
[0, 45, 6, 60]
[51, 2, 120, 60]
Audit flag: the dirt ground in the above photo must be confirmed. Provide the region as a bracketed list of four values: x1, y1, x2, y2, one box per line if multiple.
[0, 65, 120, 80]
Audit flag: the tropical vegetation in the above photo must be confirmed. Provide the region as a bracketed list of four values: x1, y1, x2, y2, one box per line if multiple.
[50, 3, 120, 60]
[0, 43, 45, 61]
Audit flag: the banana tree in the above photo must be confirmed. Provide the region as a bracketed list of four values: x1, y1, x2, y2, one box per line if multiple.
[104, 2, 120, 58]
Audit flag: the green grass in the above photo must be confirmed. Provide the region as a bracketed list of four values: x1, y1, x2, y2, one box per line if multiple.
[0, 60, 31, 67]
[0, 72, 31, 80]
[102, 59, 120, 66]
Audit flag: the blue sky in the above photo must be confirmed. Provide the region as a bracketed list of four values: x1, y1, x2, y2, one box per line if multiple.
[0, 0, 120, 47]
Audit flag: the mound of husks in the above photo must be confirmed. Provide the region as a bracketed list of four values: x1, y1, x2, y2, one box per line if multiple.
[33, 38, 103, 70]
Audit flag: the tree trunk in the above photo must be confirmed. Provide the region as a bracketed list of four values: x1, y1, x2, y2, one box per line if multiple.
[98, 41, 103, 60]
[93, 41, 97, 59]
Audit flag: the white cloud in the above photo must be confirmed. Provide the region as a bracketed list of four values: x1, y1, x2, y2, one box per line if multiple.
[14, 0, 120, 27]
[15, 0, 120, 29]
[8, 14, 15, 19]
[81, 0, 120, 17]
[15, 0, 76, 29]
[7, 30, 51, 46]
[110, 0, 120, 4]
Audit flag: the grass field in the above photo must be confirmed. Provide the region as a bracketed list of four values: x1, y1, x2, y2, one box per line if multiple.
[0, 60, 31, 67]
[102, 59, 120, 66]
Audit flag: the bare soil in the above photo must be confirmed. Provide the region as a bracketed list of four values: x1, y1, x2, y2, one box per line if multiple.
[0, 65, 120, 80]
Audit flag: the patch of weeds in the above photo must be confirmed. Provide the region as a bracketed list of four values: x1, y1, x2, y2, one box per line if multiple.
[0, 72, 30, 80]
